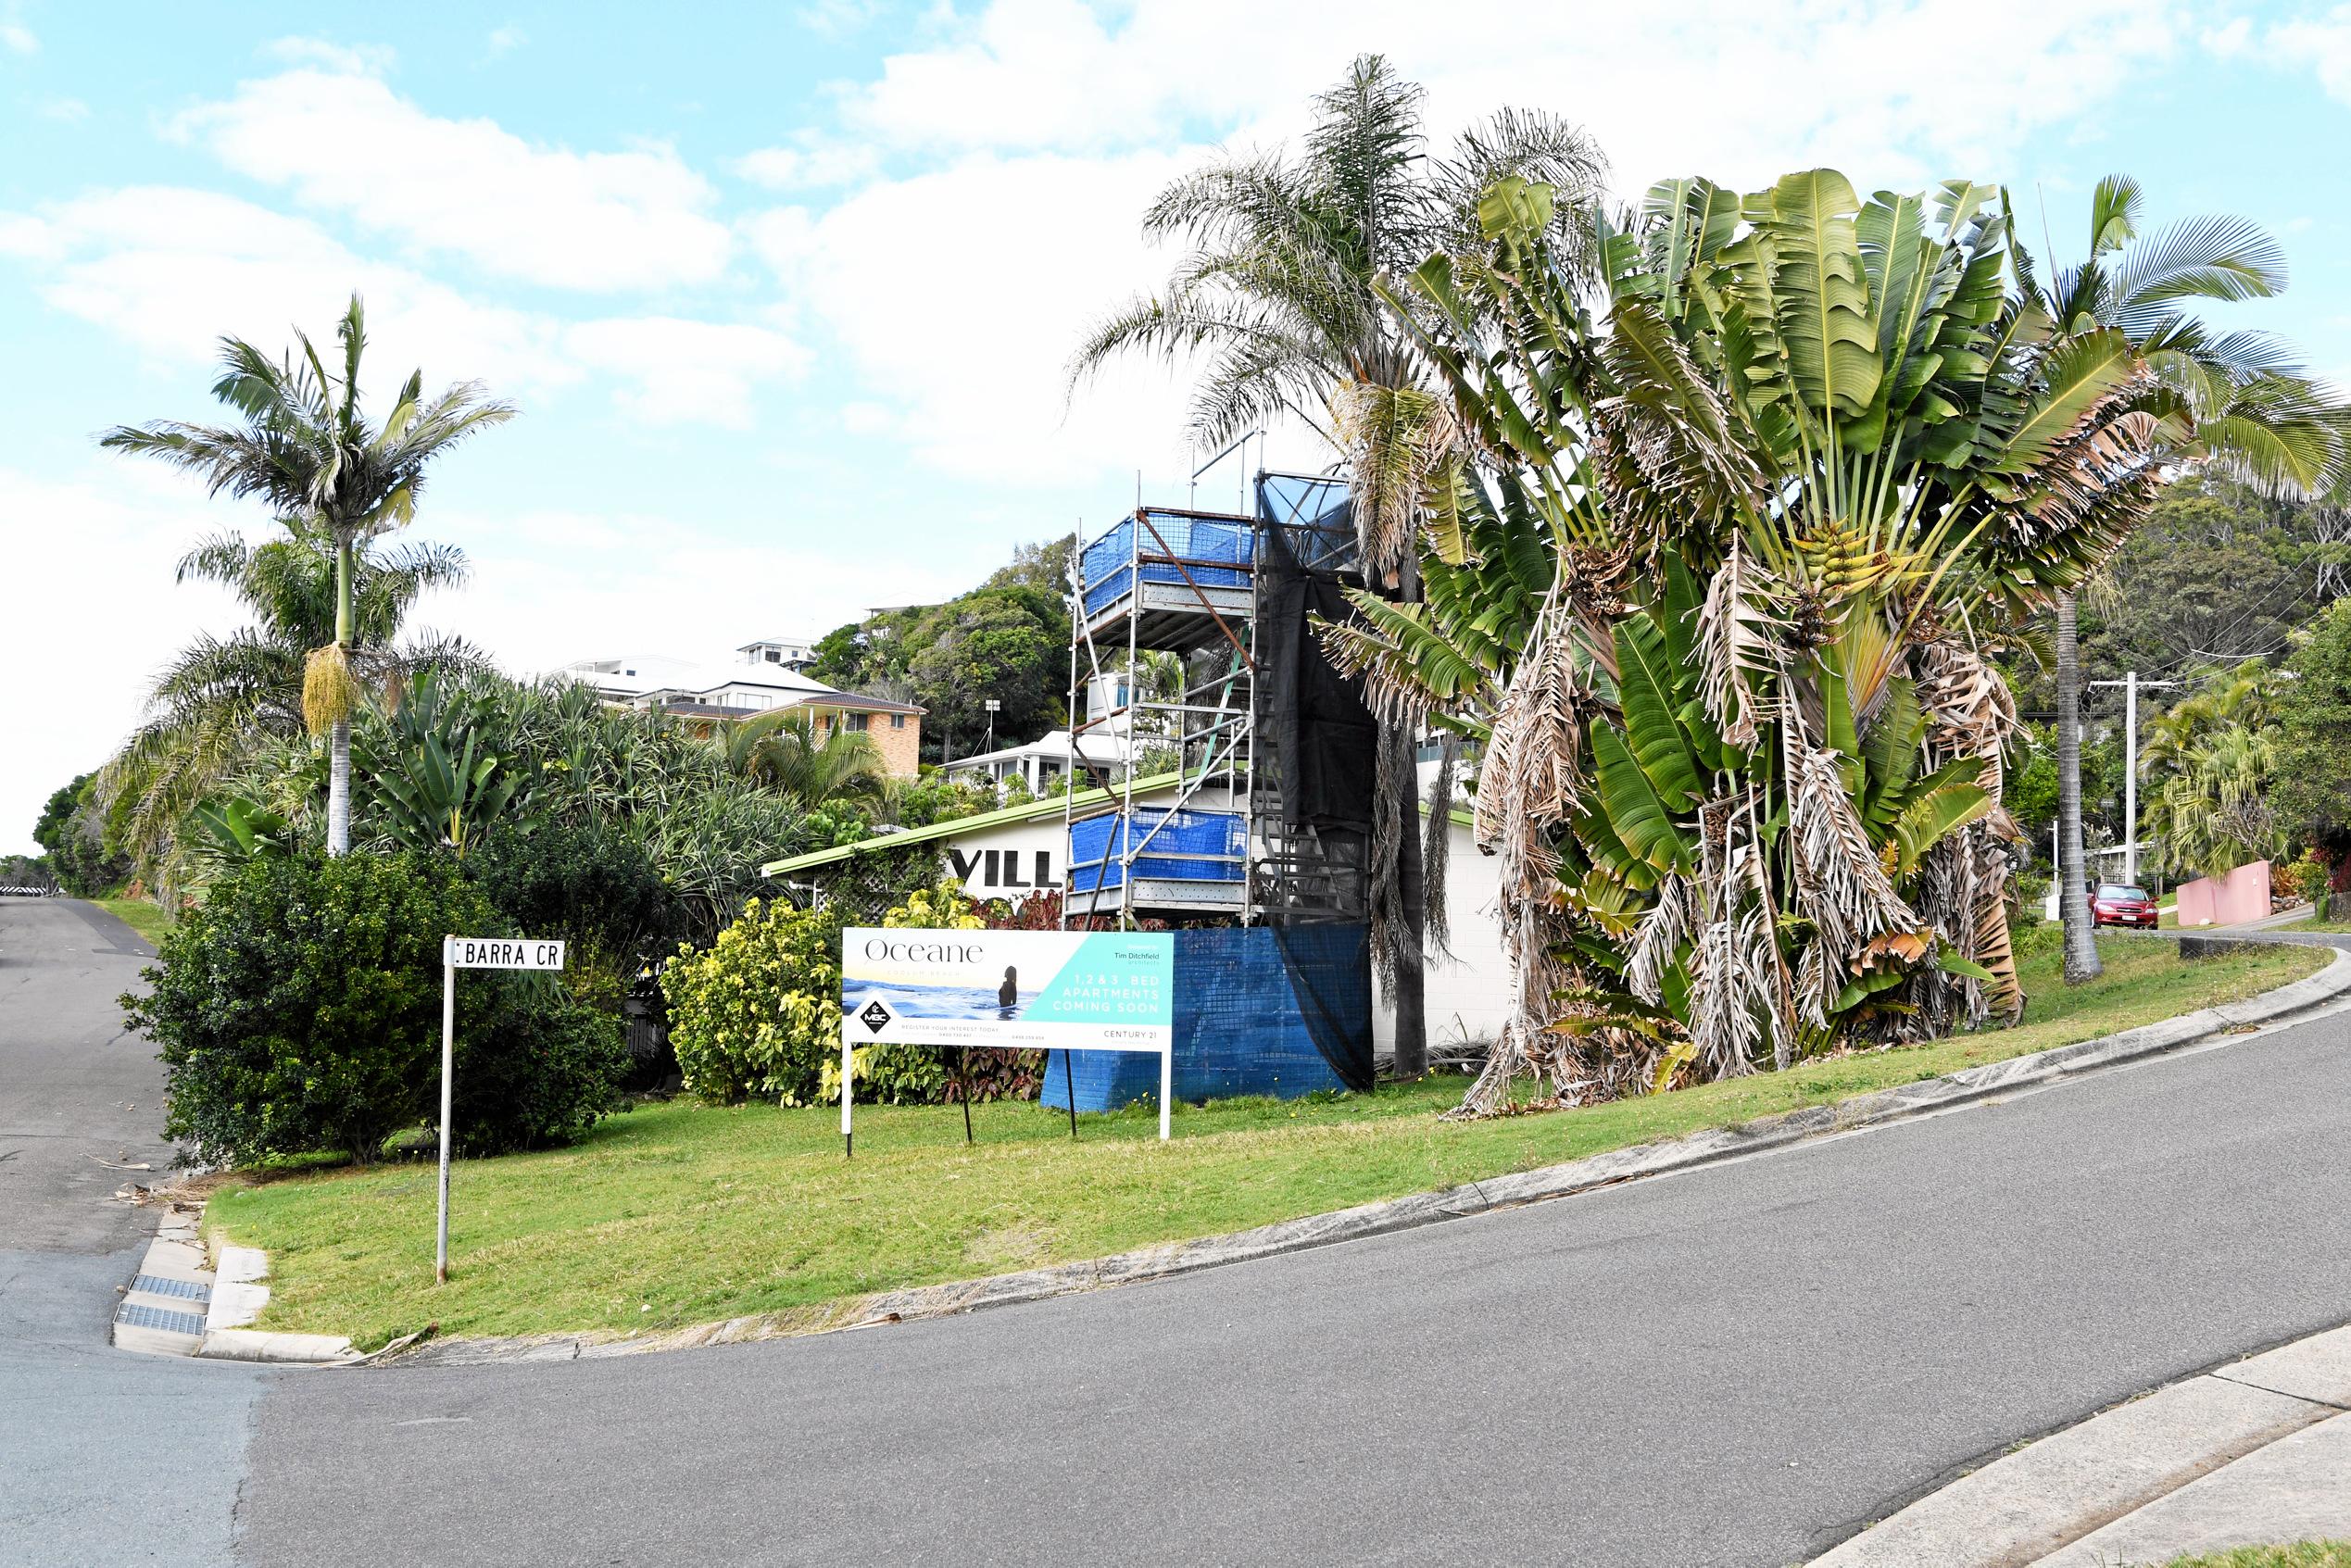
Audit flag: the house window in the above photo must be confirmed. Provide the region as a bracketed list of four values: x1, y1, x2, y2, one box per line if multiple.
[844, 712, 870, 732]
[891, 713, 906, 729]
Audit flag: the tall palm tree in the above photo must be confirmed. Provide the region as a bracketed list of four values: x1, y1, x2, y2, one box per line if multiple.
[1070, 55, 1607, 1078]
[724, 709, 890, 812]
[106, 520, 475, 876]
[102, 295, 513, 856]
[2027, 179, 2346, 981]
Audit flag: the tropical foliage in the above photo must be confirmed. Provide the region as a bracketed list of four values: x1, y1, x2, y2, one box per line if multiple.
[101, 295, 513, 859]
[101, 521, 475, 883]
[1328, 169, 2176, 1112]
[809, 538, 1073, 764]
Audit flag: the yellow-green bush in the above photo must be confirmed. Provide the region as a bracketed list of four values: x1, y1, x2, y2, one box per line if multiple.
[662, 884, 995, 1108]
[660, 897, 844, 1105]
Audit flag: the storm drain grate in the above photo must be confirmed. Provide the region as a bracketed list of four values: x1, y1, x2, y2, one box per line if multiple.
[116, 1302, 207, 1336]
[131, 1273, 209, 1301]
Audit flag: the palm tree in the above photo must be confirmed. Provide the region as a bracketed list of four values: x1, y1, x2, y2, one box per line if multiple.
[2025, 178, 2346, 982]
[1070, 55, 1607, 1078]
[724, 709, 890, 812]
[106, 519, 475, 876]
[2147, 725, 2282, 880]
[2054, 594, 2101, 982]
[102, 295, 513, 856]
[1321, 168, 2177, 1110]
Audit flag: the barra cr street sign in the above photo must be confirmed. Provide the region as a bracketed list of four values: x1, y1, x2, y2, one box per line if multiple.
[443, 935, 566, 971]
[434, 934, 566, 1283]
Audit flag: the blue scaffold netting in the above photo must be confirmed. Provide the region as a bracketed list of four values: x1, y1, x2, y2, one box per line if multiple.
[1066, 809, 1246, 891]
[1079, 512, 1252, 619]
[1039, 924, 1373, 1111]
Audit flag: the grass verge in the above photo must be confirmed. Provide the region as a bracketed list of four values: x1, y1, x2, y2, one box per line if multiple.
[94, 896, 170, 947]
[2284, 913, 2351, 935]
[206, 934, 2326, 1349]
[2161, 1545, 2351, 1568]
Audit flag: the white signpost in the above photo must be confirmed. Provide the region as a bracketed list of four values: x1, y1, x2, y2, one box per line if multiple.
[838, 928, 1176, 1154]
[436, 935, 566, 1283]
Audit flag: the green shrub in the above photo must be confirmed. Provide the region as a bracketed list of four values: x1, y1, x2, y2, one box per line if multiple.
[660, 884, 1030, 1109]
[463, 817, 684, 1002]
[122, 852, 626, 1165]
[660, 897, 846, 1104]
[2287, 850, 2331, 908]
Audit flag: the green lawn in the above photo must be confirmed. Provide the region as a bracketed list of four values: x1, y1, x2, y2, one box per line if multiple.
[2282, 913, 2351, 935]
[206, 934, 2326, 1350]
[2161, 1546, 2351, 1568]
[94, 896, 171, 947]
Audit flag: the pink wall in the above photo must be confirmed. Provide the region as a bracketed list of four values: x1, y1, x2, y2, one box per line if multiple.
[2175, 859, 2271, 927]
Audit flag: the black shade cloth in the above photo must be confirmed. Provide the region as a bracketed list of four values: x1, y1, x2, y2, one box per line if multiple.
[1257, 510, 1378, 834]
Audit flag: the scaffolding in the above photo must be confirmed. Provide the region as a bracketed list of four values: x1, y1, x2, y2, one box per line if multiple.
[1060, 471, 1367, 928]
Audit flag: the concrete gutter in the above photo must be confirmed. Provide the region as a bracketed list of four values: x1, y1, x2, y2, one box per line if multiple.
[1809, 1322, 2351, 1566]
[380, 944, 2351, 1369]
[113, 1225, 358, 1365]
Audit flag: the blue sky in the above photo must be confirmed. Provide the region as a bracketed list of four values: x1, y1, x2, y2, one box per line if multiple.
[4, 0, 2349, 851]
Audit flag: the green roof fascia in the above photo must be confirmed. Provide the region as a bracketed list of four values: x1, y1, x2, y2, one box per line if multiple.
[760, 771, 1186, 878]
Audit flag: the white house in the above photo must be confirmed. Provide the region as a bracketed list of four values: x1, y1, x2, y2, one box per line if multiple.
[939, 729, 1135, 796]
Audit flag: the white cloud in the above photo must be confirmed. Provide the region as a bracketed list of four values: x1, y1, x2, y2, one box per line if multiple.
[562, 317, 811, 427]
[832, 0, 2194, 181]
[0, 465, 262, 854]
[171, 67, 733, 292]
[797, 0, 882, 40]
[39, 96, 89, 123]
[484, 23, 526, 60]
[1, 14, 35, 55]
[735, 140, 882, 191]
[260, 36, 394, 74]
[427, 504, 971, 680]
[755, 149, 1203, 483]
[0, 186, 576, 396]
[738, 0, 2208, 495]
[0, 187, 806, 427]
[2267, 6, 2351, 104]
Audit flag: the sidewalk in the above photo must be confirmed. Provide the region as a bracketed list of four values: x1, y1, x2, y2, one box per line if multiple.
[1811, 1323, 2351, 1567]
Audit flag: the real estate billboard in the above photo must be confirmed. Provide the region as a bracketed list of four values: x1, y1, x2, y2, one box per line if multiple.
[840, 928, 1171, 1051]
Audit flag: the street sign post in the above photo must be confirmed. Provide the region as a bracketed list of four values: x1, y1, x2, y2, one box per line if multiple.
[436, 935, 566, 1282]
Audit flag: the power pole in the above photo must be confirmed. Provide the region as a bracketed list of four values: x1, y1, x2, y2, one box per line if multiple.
[2090, 671, 2180, 887]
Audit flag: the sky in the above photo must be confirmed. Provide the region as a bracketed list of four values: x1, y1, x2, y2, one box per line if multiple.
[4, 0, 2350, 852]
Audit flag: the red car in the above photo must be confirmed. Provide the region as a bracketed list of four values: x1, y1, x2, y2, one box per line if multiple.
[2091, 884, 2158, 929]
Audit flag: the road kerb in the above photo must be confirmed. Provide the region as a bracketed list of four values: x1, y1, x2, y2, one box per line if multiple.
[1806, 1322, 2351, 1568]
[377, 945, 2351, 1368]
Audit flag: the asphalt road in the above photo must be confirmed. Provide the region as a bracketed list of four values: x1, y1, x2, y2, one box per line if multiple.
[241, 975, 2351, 1568]
[8, 904, 2350, 1566]
[0, 897, 267, 1568]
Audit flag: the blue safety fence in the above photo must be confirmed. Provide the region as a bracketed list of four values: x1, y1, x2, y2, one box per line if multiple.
[1080, 511, 1251, 619]
[1040, 924, 1372, 1111]
[1067, 809, 1247, 893]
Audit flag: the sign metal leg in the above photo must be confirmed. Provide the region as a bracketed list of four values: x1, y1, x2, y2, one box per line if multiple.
[841, 1034, 854, 1160]
[957, 1052, 974, 1145]
[1063, 1048, 1078, 1140]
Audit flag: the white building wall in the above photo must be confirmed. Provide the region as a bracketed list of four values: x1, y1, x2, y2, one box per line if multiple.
[1373, 815, 1511, 1053]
